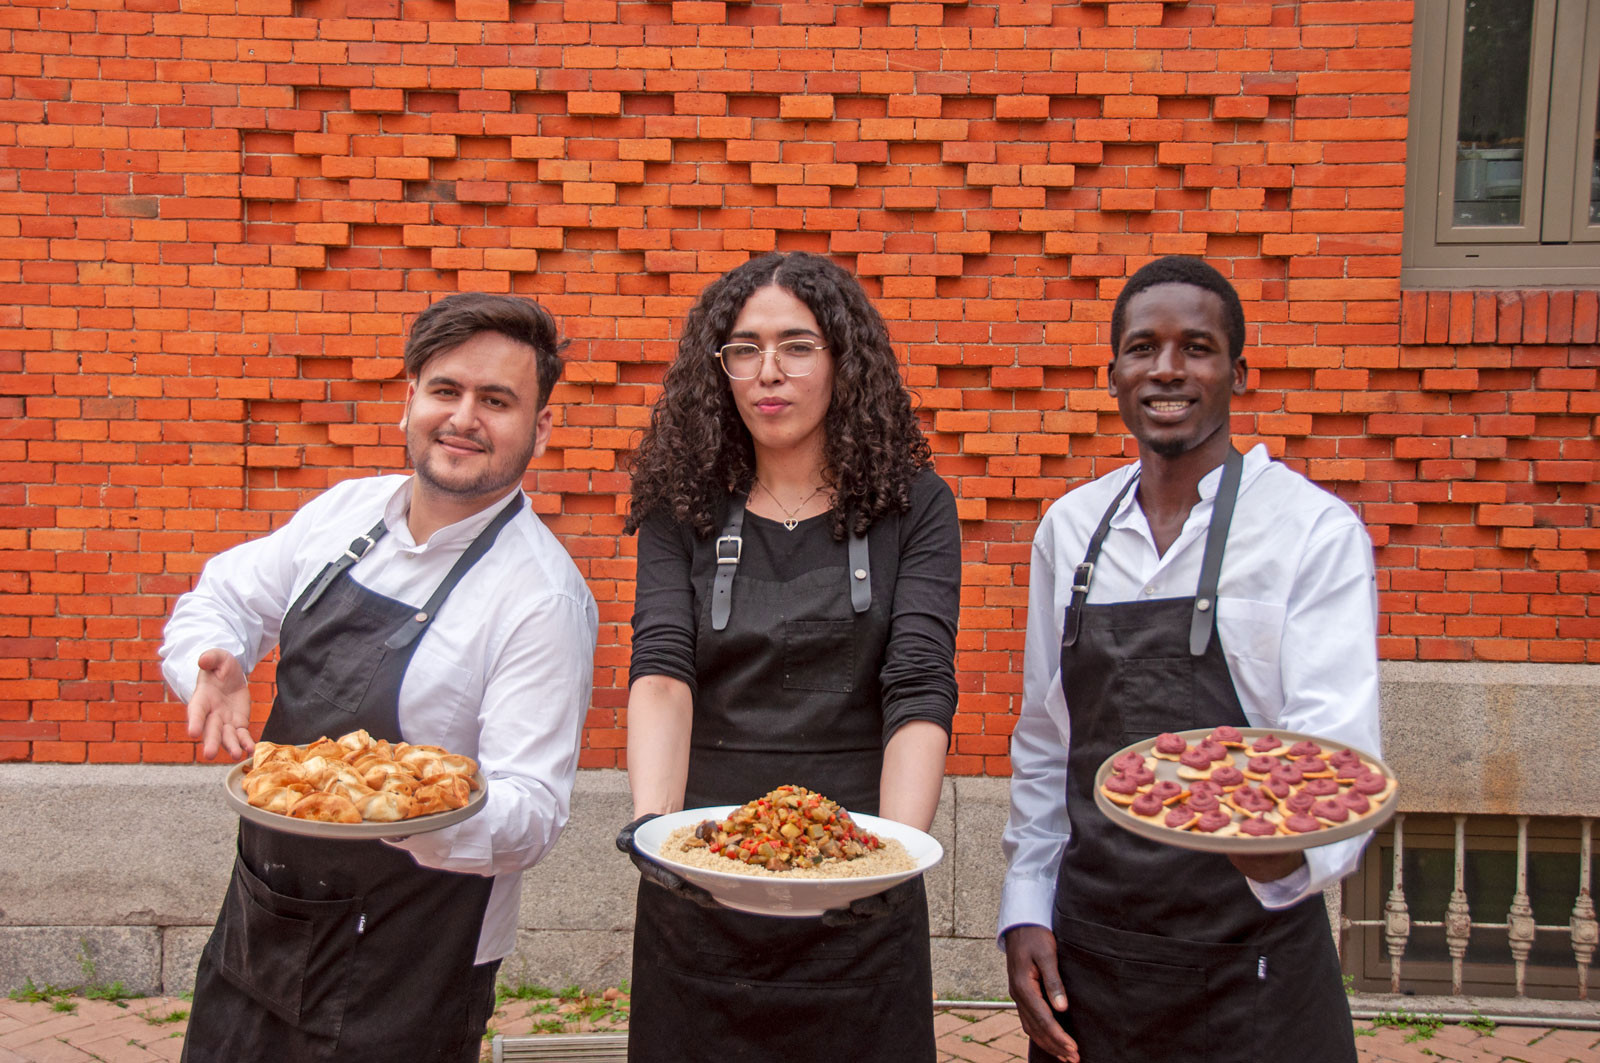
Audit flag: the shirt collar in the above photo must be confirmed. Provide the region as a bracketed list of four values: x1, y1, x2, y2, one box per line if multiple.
[1107, 442, 1270, 530]
[381, 478, 525, 551]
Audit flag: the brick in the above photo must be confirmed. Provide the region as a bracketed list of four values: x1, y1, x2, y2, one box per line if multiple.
[0, 0, 1589, 771]
[779, 94, 833, 121]
[567, 92, 622, 116]
[1214, 95, 1269, 120]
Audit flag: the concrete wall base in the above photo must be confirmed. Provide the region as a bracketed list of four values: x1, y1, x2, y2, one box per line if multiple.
[4, 662, 1593, 1003]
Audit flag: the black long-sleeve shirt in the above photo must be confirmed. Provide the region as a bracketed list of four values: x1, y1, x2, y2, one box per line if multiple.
[629, 467, 961, 745]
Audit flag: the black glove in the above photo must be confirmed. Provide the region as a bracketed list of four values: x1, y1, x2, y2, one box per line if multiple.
[819, 877, 919, 927]
[616, 813, 721, 909]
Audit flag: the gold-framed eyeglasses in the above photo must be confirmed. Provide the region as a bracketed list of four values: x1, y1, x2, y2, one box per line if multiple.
[715, 339, 827, 380]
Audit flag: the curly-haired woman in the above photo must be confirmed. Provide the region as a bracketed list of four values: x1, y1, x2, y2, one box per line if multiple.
[616, 252, 960, 1062]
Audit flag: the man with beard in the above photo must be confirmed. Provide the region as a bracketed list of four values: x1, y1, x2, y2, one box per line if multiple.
[999, 257, 1378, 1062]
[162, 292, 597, 1063]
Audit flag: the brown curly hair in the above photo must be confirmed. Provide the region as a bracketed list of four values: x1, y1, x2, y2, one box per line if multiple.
[625, 252, 933, 540]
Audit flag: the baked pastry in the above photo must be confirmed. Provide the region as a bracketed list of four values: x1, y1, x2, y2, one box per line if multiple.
[238, 730, 480, 826]
[287, 792, 362, 824]
[356, 790, 413, 822]
[411, 775, 472, 816]
[248, 786, 306, 814]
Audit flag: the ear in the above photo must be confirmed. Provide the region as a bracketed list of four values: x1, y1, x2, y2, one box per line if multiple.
[529, 404, 554, 461]
[399, 379, 416, 430]
[1231, 355, 1248, 396]
[1107, 356, 1120, 398]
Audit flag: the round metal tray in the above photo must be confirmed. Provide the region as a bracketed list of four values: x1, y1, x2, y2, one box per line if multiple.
[1093, 727, 1397, 855]
[223, 761, 487, 840]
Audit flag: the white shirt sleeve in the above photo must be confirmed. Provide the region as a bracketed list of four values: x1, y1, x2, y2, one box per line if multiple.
[388, 589, 597, 877]
[1246, 509, 1382, 908]
[158, 496, 332, 701]
[997, 521, 1073, 941]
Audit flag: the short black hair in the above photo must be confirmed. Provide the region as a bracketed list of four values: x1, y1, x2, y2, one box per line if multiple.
[403, 293, 568, 409]
[1109, 256, 1246, 362]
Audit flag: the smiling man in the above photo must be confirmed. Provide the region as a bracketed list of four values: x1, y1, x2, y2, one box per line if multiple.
[161, 293, 598, 1063]
[999, 257, 1380, 1063]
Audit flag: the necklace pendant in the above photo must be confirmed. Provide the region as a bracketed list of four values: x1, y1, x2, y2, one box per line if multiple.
[782, 517, 799, 531]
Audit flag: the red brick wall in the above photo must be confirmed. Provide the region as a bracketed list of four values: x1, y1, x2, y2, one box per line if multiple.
[2, 0, 1596, 769]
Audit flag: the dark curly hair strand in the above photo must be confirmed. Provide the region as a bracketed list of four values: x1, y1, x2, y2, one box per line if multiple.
[625, 252, 933, 541]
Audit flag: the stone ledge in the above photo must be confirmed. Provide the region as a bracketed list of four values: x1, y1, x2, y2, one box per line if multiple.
[1, 661, 1593, 998]
[1380, 662, 1600, 816]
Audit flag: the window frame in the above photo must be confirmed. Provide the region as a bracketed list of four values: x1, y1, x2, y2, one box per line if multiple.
[1402, 0, 1600, 288]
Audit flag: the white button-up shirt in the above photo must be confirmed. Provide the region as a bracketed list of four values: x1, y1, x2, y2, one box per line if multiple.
[161, 474, 598, 963]
[999, 444, 1381, 939]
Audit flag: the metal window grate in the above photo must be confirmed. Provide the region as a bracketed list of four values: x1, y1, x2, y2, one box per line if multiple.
[1343, 812, 1597, 1002]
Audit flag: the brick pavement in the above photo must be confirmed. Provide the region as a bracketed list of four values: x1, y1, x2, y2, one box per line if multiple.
[1, 996, 1596, 1062]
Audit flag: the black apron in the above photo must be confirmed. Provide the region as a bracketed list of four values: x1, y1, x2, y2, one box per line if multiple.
[628, 497, 936, 1063]
[182, 495, 522, 1063]
[1036, 451, 1356, 1063]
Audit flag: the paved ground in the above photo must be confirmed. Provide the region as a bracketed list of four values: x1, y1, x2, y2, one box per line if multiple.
[2, 994, 1597, 1062]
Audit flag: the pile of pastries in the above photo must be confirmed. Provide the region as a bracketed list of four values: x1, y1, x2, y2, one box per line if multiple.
[241, 729, 479, 824]
[1100, 725, 1395, 840]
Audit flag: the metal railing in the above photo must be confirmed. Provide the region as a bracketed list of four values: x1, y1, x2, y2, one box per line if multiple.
[1345, 812, 1598, 999]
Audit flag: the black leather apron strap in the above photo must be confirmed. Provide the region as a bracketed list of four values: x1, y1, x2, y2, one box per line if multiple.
[1188, 447, 1244, 657]
[710, 495, 746, 632]
[1062, 472, 1138, 648]
[712, 496, 870, 630]
[299, 517, 389, 613]
[848, 524, 870, 614]
[383, 492, 525, 650]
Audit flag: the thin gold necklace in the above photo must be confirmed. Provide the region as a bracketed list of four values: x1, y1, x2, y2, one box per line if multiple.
[755, 478, 826, 531]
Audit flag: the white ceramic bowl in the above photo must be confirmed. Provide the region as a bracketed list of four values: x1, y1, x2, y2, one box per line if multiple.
[633, 805, 944, 918]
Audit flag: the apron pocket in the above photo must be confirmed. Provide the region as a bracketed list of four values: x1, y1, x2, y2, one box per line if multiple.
[214, 853, 362, 1037]
[310, 637, 389, 717]
[1055, 917, 1260, 1063]
[782, 620, 856, 693]
[1109, 656, 1196, 741]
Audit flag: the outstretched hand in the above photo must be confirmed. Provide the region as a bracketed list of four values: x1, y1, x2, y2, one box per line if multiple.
[1004, 924, 1080, 1063]
[186, 648, 255, 762]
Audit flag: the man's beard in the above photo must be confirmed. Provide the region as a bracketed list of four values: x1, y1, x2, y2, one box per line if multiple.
[1144, 417, 1228, 459]
[409, 430, 538, 500]
[1146, 436, 1189, 458]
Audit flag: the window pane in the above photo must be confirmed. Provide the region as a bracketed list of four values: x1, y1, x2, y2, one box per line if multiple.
[1453, 0, 1535, 226]
[1591, 71, 1600, 224]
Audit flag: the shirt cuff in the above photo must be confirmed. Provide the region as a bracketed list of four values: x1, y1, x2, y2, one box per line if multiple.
[1246, 862, 1313, 910]
[996, 876, 1058, 948]
[383, 796, 495, 873]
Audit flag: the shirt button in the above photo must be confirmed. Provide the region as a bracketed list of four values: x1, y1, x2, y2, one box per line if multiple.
[1143, 587, 1155, 596]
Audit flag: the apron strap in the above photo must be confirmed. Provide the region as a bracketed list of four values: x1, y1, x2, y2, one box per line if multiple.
[848, 524, 870, 614]
[1188, 446, 1244, 657]
[710, 494, 871, 631]
[299, 517, 390, 613]
[1062, 472, 1138, 648]
[383, 492, 527, 650]
[710, 495, 746, 632]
